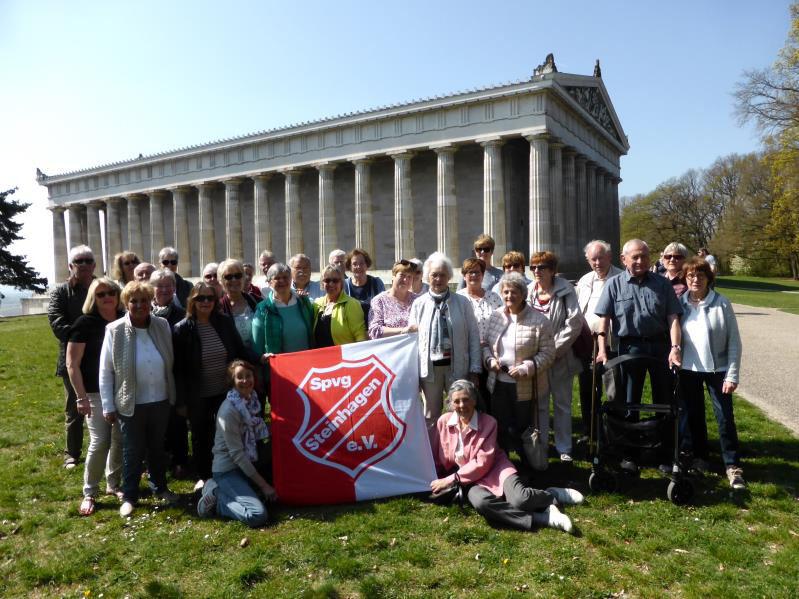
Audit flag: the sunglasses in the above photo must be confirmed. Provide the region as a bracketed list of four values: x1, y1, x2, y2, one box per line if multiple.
[475, 246, 493, 253]
[161, 259, 178, 266]
[123, 260, 140, 267]
[464, 270, 482, 276]
[195, 294, 216, 303]
[95, 290, 117, 299]
[204, 273, 218, 280]
[223, 273, 243, 281]
[323, 278, 342, 284]
[531, 264, 550, 271]
[663, 254, 685, 261]
[72, 258, 94, 265]
[394, 259, 418, 271]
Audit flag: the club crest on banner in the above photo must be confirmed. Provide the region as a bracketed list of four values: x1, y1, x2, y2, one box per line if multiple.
[292, 355, 405, 479]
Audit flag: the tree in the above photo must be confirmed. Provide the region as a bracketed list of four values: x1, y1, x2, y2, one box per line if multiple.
[0, 187, 48, 293]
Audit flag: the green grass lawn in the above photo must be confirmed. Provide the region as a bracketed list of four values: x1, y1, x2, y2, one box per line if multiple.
[1, 315, 798, 598]
[716, 276, 799, 315]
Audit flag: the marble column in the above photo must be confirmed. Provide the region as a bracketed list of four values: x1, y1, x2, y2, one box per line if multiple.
[171, 186, 192, 277]
[253, 174, 273, 258]
[562, 150, 577, 261]
[86, 202, 103, 266]
[585, 162, 597, 242]
[574, 157, 588, 249]
[480, 138, 507, 258]
[224, 178, 243, 259]
[198, 182, 216, 267]
[595, 168, 607, 244]
[67, 204, 85, 250]
[610, 176, 621, 257]
[126, 194, 145, 258]
[526, 134, 551, 256]
[548, 141, 564, 257]
[391, 152, 415, 261]
[434, 145, 458, 260]
[105, 197, 123, 269]
[283, 170, 303, 260]
[149, 190, 167, 263]
[317, 163, 337, 272]
[353, 159, 375, 261]
[50, 207, 69, 282]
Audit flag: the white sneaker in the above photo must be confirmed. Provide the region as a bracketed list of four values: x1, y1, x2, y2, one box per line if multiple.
[193, 479, 205, 492]
[546, 487, 585, 505]
[535, 504, 573, 534]
[197, 479, 218, 518]
[119, 501, 135, 518]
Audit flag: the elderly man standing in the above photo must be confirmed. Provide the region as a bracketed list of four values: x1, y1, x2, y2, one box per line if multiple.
[48, 245, 96, 469]
[594, 239, 683, 472]
[576, 240, 623, 444]
[255, 250, 276, 291]
[289, 253, 323, 300]
[158, 246, 193, 307]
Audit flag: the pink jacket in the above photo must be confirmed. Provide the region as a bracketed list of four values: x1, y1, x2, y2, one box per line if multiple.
[432, 412, 517, 497]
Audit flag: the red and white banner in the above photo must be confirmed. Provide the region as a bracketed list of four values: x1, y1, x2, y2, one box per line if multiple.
[270, 334, 435, 505]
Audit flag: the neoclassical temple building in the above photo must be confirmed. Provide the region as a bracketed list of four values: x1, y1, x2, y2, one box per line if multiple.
[38, 56, 628, 280]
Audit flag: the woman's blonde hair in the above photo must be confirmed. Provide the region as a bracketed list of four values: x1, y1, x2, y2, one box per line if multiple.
[120, 280, 154, 305]
[82, 277, 122, 315]
[111, 251, 140, 283]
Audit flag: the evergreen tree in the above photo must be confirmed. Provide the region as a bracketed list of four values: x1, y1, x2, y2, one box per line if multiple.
[0, 187, 48, 293]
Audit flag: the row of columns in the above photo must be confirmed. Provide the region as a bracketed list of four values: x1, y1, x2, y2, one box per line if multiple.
[49, 136, 620, 282]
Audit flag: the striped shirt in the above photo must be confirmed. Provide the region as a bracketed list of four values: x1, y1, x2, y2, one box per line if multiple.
[198, 322, 228, 398]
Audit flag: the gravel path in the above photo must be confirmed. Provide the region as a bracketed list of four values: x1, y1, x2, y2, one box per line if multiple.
[732, 303, 799, 437]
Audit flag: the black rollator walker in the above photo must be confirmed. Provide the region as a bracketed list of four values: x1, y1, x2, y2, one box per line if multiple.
[586, 333, 694, 504]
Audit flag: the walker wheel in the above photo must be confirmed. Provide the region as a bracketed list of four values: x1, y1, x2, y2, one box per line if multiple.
[667, 479, 694, 505]
[589, 471, 617, 494]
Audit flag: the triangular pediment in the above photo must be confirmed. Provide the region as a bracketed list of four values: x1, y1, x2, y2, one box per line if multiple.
[564, 85, 624, 145]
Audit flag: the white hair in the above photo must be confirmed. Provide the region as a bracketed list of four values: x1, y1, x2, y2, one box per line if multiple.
[149, 268, 176, 284]
[622, 239, 649, 255]
[423, 252, 454, 280]
[69, 245, 94, 262]
[158, 246, 178, 261]
[583, 240, 611, 256]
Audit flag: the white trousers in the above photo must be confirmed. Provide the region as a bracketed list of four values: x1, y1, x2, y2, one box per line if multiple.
[538, 364, 575, 454]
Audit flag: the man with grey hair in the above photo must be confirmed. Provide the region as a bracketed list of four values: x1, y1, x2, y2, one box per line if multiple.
[48, 244, 97, 469]
[575, 240, 623, 444]
[133, 262, 156, 282]
[255, 250, 276, 291]
[328, 249, 346, 269]
[158, 246, 192, 307]
[289, 253, 323, 300]
[594, 239, 683, 472]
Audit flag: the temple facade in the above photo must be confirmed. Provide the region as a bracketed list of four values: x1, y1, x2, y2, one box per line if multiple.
[38, 56, 628, 280]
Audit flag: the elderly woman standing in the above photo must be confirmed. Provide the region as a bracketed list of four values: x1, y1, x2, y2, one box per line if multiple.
[252, 263, 316, 356]
[483, 272, 556, 455]
[430, 380, 581, 532]
[158, 246, 192, 307]
[490, 251, 531, 294]
[344, 248, 385, 320]
[173, 282, 263, 489]
[218, 259, 259, 350]
[408, 253, 481, 428]
[314, 265, 368, 347]
[457, 258, 502, 344]
[661, 242, 691, 298]
[679, 258, 745, 489]
[202, 262, 224, 298]
[99, 281, 178, 518]
[67, 278, 124, 515]
[368, 260, 418, 339]
[528, 251, 583, 462]
[111, 251, 140, 287]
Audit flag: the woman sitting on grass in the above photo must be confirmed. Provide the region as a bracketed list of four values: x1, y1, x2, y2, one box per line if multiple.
[197, 360, 276, 527]
[430, 379, 583, 533]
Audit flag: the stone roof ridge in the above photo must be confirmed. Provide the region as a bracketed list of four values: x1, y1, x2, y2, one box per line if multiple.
[39, 74, 540, 180]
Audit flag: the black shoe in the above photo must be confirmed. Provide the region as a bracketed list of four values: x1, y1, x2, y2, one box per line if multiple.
[620, 458, 638, 474]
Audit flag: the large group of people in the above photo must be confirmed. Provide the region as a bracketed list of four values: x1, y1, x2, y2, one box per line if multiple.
[49, 233, 744, 531]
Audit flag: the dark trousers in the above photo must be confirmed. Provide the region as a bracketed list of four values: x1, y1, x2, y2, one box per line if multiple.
[62, 375, 84, 460]
[165, 406, 189, 467]
[578, 350, 616, 437]
[679, 370, 740, 467]
[189, 393, 226, 480]
[618, 339, 672, 413]
[490, 381, 532, 455]
[118, 400, 170, 503]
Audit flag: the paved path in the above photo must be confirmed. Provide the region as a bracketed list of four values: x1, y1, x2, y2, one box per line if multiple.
[732, 303, 799, 437]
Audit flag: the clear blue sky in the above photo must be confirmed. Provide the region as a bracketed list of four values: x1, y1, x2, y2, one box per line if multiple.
[0, 0, 792, 284]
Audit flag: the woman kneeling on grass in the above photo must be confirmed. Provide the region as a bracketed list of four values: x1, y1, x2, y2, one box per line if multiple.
[197, 360, 276, 527]
[430, 380, 583, 533]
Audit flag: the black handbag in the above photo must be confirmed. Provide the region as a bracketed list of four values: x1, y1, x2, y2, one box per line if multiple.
[429, 472, 463, 507]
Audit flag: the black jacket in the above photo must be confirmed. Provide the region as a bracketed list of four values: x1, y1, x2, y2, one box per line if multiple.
[48, 280, 90, 377]
[175, 273, 193, 308]
[172, 312, 260, 408]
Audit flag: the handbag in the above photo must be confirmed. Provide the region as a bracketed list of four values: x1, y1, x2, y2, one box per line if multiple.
[522, 374, 548, 471]
[429, 472, 464, 507]
[572, 316, 593, 361]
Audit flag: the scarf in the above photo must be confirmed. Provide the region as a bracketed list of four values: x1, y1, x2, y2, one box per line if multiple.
[226, 388, 270, 462]
[429, 289, 452, 364]
[151, 299, 176, 319]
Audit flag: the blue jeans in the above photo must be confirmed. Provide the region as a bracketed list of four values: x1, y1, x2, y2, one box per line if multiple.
[213, 468, 268, 528]
[118, 400, 170, 503]
[679, 370, 740, 467]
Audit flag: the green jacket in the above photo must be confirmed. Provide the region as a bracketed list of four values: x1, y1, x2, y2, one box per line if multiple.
[252, 291, 316, 355]
[313, 292, 368, 346]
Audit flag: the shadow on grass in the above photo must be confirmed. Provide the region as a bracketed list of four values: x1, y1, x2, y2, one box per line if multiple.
[716, 278, 798, 292]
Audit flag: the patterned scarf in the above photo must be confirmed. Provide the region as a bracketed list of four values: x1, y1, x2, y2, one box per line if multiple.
[429, 289, 452, 363]
[225, 388, 270, 462]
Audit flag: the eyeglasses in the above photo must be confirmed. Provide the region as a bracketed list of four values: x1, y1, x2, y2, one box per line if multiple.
[204, 273, 218, 280]
[161, 259, 178, 266]
[322, 278, 342, 284]
[95, 290, 117, 299]
[475, 246, 493, 254]
[122, 260, 140, 267]
[72, 258, 94, 265]
[464, 270, 482, 277]
[128, 298, 149, 306]
[686, 272, 708, 280]
[223, 273, 243, 281]
[663, 254, 685, 261]
[503, 264, 524, 270]
[531, 264, 550, 271]
[195, 294, 216, 303]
